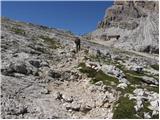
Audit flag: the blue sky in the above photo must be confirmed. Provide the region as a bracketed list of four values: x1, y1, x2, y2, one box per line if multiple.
[1, 1, 113, 35]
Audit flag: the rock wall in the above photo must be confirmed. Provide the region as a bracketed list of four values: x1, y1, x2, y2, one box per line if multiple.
[89, 0, 159, 54]
[98, 1, 158, 29]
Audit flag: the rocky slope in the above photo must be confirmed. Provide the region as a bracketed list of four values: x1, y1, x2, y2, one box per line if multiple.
[1, 17, 159, 119]
[86, 1, 159, 54]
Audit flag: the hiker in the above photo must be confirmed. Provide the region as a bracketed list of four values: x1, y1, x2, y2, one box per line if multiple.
[74, 37, 81, 53]
[96, 49, 101, 63]
[96, 49, 101, 57]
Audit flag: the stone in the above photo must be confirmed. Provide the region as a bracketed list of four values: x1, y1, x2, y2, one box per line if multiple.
[129, 65, 143, 73]
[102, 85, 108, 92]
[70, 49, 76, 53]
[54, 92, 62, 100]
[40, 61, 49, 67]
[101, 64, 129, 84]
[85, 61, 101, 71]
[29, 60, 41, 68]
[133, 89, 144, 96]
[63, 103, 71, 110]
[80, 104, 92, 112]
[62, 94, 73, 103]
[12, 73, 25, 77]
[148, 100, 159, 111]
[119, 78, 130, 84]
[88, 85, 99, 92]
[48, 70, 61, 78]
[111, 55, 121, 61]
[41, 89, 49, 94]
[70, 102, 81, 111]
[95, 81, 103, 86]
[58, 49, 66, 54]
[152, 110, 159, 116]
[5, 62, 30, 75]
[136, 98, 143, 110]
[64, 102, 80, 111]
[117, 83, 127, 89]
[105, 52, 111, 59]
[144, 112, 151, 119]
[141, 76, 158, 85]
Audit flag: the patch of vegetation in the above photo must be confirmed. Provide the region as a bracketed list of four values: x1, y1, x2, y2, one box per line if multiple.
[145, 86, 159, 93]
[115, 63, 125, 70]
[125, 73, 143, 85]
[89, 54, 103, 62]
[113, 96, 137, 119]
[12, 28, 26, 36]
[150, 64, 159, 71]
[89, 54, 113, 66]
[117, 85, 135, 94]
[142, 71, 159, 81]
[124, 70, 145, 76]
[39, 35, 60, 49]
[78, 62, 119, 86]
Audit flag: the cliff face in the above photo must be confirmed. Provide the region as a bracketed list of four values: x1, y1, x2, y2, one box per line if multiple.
[89, 1, 159, 54]
[98, 1, 158, 29]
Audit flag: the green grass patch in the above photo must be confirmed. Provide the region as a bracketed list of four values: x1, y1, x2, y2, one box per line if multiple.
[39, 35, 60, 49]
[125, 73, 143, 85]
[12, 28, 26, 36]
[89, 54, 104, 63]
[145, 86, 159, 93]
[89, 54, 112, 65]
[124, 70, 145, 76]
[115, 63, 125, 70]
[113, 96, 138, 119]
[78, 62, 119, 86]
[117, 85, 135, 94]
[143, 71, 159, 81]
[150, 64, 159, 70]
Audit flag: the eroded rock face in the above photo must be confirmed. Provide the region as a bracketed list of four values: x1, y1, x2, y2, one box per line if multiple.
[98, 1, 158, 29]
[89, 1, 159, 54]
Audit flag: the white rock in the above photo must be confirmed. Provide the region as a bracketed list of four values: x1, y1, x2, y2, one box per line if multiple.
[117, 83, 127, 89]
[101, 64, 129, 84]
[136, 98, 143, 110]
[133, 89, 144, 96]
[119, 78, 130, 84]
[129, 65, 143, 73]
[148, 100, 159, 111]
[142, 76, 159, 85]
[152, 110, 159, 116]
[144, 112, 151, 119]
[95, 81, 103, 86]
[62, 94, 73, 103]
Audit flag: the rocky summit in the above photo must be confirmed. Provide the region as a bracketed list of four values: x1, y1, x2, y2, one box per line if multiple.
[1, 1, 159, 119]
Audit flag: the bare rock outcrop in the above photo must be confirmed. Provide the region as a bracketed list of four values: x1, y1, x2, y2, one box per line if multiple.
[88, 1, 159, 54]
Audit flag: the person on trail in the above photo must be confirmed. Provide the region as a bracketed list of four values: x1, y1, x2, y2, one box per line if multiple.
[74, 37, 81, 53]
[96, 49, 101, 63]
